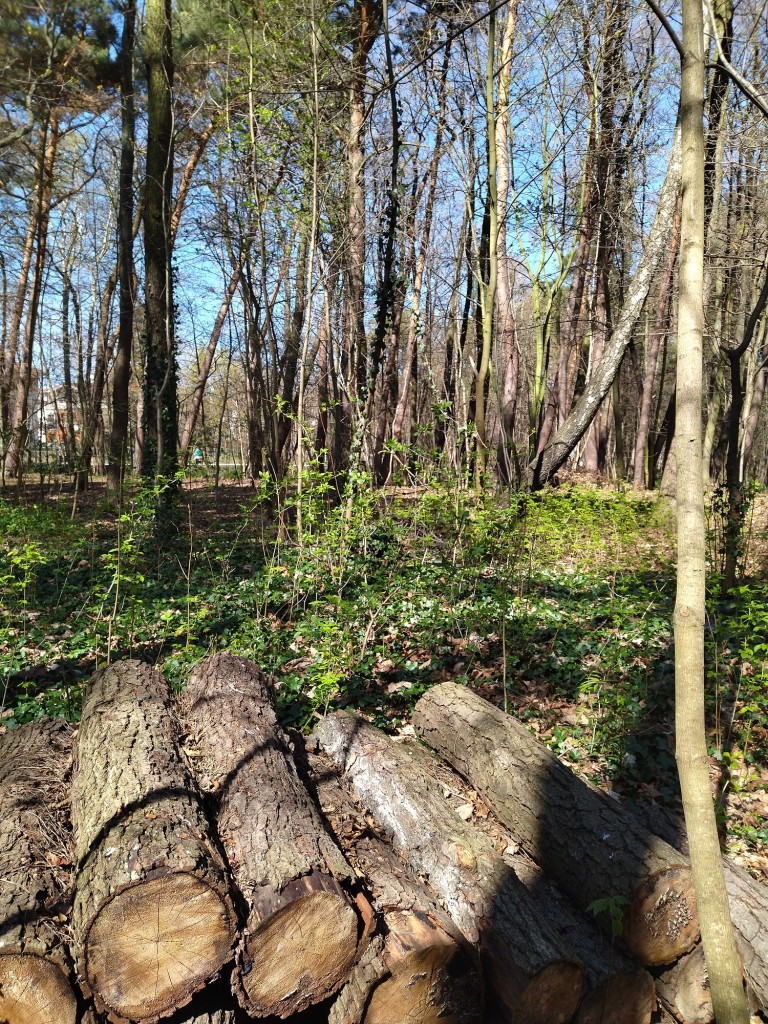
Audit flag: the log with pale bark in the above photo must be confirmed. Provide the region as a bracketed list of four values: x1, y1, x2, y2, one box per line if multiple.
[180, 654, 362, 1018]
[308, 749, 482, 1024]
[311, 710, 587, 1023]
[413, 683, 768, 1016]
[0, 718, 78, 1024]
[413, 683, 699, 966]
[71, 661, 237, 1023]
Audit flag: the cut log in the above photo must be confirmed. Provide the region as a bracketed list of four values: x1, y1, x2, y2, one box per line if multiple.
[180, 654, 361, 1018]
[575, 970, 656, 1024]
[656, 947, 712, 1024]
[309, 749, 482, 1024]
[71, 661, 237, 1023]
[0, 718, 78, 1024]
[412, 683, 699, 966]
[312, 711, 586, 1023]
[640, 800, 768, 1015]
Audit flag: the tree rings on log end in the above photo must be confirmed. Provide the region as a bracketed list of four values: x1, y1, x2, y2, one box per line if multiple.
[576, 970, 656, 1024]
[85, 872, 234, 1022]
[0, 953, 77, 1024]
[365, 942, 462, 1024]
[240, 890, 359, 1018]
[511, 961, 586, 1024]
[623, 867, 699, 965]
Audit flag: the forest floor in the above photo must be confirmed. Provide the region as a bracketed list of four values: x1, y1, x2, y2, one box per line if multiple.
[1, 474, 767, 880]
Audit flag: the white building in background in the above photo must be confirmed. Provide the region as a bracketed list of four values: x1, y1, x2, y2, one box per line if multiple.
[27, 381, 81, 448]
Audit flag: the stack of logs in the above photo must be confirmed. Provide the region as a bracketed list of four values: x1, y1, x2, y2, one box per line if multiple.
[2, 654, 768, 1024]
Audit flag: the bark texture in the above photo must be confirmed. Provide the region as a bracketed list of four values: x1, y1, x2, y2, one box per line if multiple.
[180, 654, 360, 1018]
[413, 683, 698, 965]
[311, 711, 586, 1022]
[0, 718, 78, 1024]
[309, 749, 482, 1024]
[71, 661, 236, 1023]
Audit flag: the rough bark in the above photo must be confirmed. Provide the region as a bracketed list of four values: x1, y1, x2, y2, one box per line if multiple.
[180, 654, 361, 1018]
[311, 711, 586, 1023]
[107, 0, 136, 492]
[413, 683, 698, 965]
[0, 718, 78, 1024]
[529, 124, 682, 488]
[309, 749, 482, 1024]
[142, 0, 178, 487]
[71, 661, 236, 1023]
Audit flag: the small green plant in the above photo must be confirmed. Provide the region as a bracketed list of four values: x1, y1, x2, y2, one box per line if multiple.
[587, 895, 630, 936]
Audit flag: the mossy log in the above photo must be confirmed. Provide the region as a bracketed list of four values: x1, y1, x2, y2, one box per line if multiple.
[309, 749, 482, 1024]
[180, 654, 361, 1018]
[0, 718, 78, 1024]
[412, 683, 699, 966]
[71, 661, 237, 1023]
[312, 711, 586, 1024]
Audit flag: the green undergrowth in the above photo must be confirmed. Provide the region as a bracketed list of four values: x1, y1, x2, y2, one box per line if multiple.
[1, 479, 767, 857]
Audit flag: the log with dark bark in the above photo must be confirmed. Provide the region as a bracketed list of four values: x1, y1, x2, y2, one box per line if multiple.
[308, 749, 482, 1024]
[311, 711, 587, 1023]
[71, 661, 237, 1023]
[180, 654, 361, 1018]
[413, 683, 699, 966]
[0, 718, 78, 1024]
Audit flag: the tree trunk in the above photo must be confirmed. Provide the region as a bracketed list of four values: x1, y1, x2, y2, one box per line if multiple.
[676, 0, 749, 1018]
[308, 750, 482, 1024]
[71, 661, 236, 1022]
[632, 196, 681, 489]
[4, 114, 58, 479]
[529, 124, 682, 488]
[180, 654, 362, 1018]
[142, 0, 178, 494]
[107, 0, 137, 492]
[0, 719, 78, 1024]
[413, 684, 699, 964]
[179, 259, 244, 462]
[311, 711, 586, 1024]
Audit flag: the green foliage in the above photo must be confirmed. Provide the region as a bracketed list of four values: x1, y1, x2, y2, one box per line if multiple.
[0, 480, 766, 855]
[586, 895, 630, 936]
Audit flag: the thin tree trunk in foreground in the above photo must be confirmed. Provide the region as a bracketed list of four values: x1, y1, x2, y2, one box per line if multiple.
[181, 654, 361, 1018]
[675, 0, 749, 1018]
[71, 661, 236, 1022]
[312, 711, 587, 1023]
[0, 719, 77, 1024]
